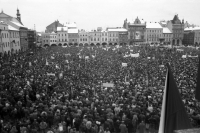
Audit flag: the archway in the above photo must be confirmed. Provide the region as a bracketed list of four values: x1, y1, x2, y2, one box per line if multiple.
[177, 39, 179, 45]
[63, 43, 68, 46]
[114, 43, 118, 45]
[90, 43, 95, 46]
[102, 42, 107, 46]
[124, 43, 127, 45]
[51, 44, 57, 46]
[74, 43, 78, 46]
[84, 43, 89, 46]
[58, 43, 62, 46]
[109, 43, 112, 46]
[79, 43, 83, 46]
[69, 43, 73, 46]
[120, 43, 123, 45]
[44, 44, 50, 47]
[96, 43, 100, 46]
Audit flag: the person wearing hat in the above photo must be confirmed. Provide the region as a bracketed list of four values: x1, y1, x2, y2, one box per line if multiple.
[119, 121, 128, 133]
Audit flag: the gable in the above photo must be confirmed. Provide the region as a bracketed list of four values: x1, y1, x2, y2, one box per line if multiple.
[0, 12, 13, 18]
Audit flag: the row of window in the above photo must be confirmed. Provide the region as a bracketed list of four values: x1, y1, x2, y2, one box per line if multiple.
[148, 34, 162, 37]
[59, 39, 67, 42]
[109, 34, 117, 37]
[10, 32, 19, 38]
[69, 39, 78, 42]
[147, 30, 162, 33]
[0, 41, 20, 48]
[195, 37, 200, 41]
[80, 38, 87, 41]
[58, 34, 67, 36]
[1, 33, 9, 38]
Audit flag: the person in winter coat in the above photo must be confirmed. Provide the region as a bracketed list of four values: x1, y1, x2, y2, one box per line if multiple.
[119, 121, 128, 133]
[138, 121, 145, 133]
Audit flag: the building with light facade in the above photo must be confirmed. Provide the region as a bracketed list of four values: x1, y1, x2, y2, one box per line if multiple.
[42, 33, 50, 47]
[49, 32, 57, 46]
[162, 27, 173, 44]
[107, 27, 128, 45]
[166, 15, 184, 45]
[0, 9, 28, 52]
[57, 27, 68, 46]
[123, 17, 146, 45]
[101, 30, 108, 45]
[78, 29, 89, 46]
[146, 22, 163, 44]
[88, 29, 102, 45]
[0, 21, 11, 55]
[8, 24, 21, 53]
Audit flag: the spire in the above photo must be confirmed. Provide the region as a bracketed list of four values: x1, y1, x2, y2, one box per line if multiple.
[16, 8, 21, 22]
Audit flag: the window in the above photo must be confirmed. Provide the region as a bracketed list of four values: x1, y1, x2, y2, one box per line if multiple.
[85, 39, 87, 41]
[65, 39, 67, 41]
[94, 38, 96, 41]
[65, 34, 66, 36]
[102, 38, 104, 41]
[80, 38, 82, 41]
[105, 38, 107, 41]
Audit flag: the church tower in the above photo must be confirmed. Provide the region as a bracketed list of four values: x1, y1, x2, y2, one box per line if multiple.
[16, 8, 21, 22]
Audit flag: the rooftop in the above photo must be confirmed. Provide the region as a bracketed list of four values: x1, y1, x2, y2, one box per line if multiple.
[163, 27, 172, 33]
[146, 22, 162, 29]
[68, 28, 78, 33]
[57, 26, 68, 31]
[8, 24, 18, 31]
[107, 28, 127, 32]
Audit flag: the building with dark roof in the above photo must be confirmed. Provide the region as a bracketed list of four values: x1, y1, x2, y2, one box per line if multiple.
[45, 20, 64, 33]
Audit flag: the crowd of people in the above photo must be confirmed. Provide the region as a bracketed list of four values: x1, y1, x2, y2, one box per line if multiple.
[0, 44, 200, 133]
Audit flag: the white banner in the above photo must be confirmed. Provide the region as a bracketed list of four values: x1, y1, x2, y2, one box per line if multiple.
[130, 53, 139, 57]
[122, 63, 127, 67]
[102, 83, 114, 88]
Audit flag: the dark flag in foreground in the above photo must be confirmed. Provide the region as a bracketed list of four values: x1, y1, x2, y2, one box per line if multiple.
[158, 64, 192, 133]
[195, 56, 200, 101]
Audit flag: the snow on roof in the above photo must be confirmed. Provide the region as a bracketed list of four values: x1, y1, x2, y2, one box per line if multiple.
[184, 27, 200, 31]
[10, 21, 26, 28]
[146, 22, 162, 28]
[66, 22, 77, 28]
[8, 25, 18, 31]
[68, 29, 78, 33]
[107, 28, 127, 32]
[57, 27, 68, 31]
[163, 27, 172, 33]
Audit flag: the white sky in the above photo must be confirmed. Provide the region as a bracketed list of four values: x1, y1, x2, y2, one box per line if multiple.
[0, 0, 200, 32]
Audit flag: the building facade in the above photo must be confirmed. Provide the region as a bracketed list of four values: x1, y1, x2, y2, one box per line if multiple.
[88, 30, 102, 45]
[42, 33, 50, 47]
[123, 17, 146, 45]
[78, 29, 89, 46]
[57, 27, 68, 46]
[146, 22, 163, 44]
[183, 27, 200, 46]
[68, 29, 79, 45]
[101, 30, 108, 45]
[0, 21, 11, 55]
[167, 15, 184, 45]
[162, 27, 173, 44]
[45, 20, 64, 33]
[49, 32, 57, 46]
[107, 28, 119, 45]
[0, 9, 28, 52]
[118, 29, 128, 45]
[27, 29, 36, 49]
[8, 24, 20, 54]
